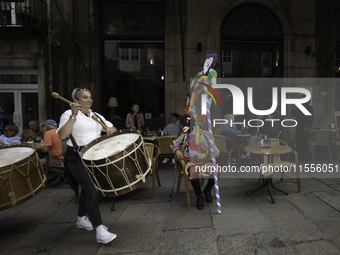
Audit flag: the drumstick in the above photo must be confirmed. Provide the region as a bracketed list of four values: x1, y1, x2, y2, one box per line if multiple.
[52, 92, 108, 130]
[51, 92, 72, 105]
[92, 115, 108, 130]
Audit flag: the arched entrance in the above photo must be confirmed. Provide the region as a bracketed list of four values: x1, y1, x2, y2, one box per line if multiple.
[221, 3, 284, 111]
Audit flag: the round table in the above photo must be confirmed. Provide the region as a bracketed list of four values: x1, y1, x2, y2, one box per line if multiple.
[244, 144, 291, 156]
[244, 144, 292, 203]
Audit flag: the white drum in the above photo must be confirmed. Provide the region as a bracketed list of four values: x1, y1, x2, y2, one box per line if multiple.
[0, 145, 46, 211]
[79, 129, 151, 196]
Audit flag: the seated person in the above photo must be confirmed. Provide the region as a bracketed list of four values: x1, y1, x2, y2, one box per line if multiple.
[171, 115, 219, 210]
[126, 104, 145, 133]
[215, 114, 237, 135]
[164, 113, 182, 135]
[0, 124, 21, 146]
[21, 120, 44, 143]
[244, 112, 281, 158]
[163, 113, 182, 163]
[34, 119, 66, 186]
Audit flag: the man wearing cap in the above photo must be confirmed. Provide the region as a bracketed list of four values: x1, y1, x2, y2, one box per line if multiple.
[35, 119, 65, 186]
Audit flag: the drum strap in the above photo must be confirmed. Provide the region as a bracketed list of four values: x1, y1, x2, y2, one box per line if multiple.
[94, 112, 106, 127]
[69, 134, 79, 152]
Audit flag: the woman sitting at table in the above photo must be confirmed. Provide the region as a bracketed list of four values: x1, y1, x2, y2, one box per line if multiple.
[0, 124, 21, 146]
[243, 112, 281, 159]
[125, 104, 145, 133]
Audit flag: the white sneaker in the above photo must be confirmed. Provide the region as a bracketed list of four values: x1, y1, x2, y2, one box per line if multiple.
[162, 158, 169, 163]
[96, 225, 117, 244]
[76, 216, 93, 231]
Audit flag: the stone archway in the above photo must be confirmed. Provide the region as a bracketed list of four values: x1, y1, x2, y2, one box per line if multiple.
[220, 3, 284, 113]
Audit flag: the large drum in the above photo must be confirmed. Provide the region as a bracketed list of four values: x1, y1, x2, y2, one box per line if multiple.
[0, 145, 46, 211]
[79, 129, 151, 197]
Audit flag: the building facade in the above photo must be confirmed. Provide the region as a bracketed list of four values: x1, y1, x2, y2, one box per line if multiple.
[0, 0, 338, 134]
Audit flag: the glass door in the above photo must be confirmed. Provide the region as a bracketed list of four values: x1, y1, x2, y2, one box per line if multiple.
[0, 90, 38, 135]
[0, 69, 38, 135]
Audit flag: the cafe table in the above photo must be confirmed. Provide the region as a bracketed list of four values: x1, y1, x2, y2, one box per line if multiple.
[244, 144, 292, 203]
[142, 134, 177, 142]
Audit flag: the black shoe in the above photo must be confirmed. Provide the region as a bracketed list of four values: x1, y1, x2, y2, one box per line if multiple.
[196, 195, 204, 210]
[203, 188, 213, 203]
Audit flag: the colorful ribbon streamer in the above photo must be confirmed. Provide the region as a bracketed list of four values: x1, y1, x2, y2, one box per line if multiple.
[204, 85, 221, 214]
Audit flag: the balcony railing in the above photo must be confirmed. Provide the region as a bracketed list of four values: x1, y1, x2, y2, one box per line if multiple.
[0, 0, 48, 34]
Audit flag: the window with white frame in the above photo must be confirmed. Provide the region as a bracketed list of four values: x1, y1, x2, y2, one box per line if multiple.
[119, 48, 140, 72]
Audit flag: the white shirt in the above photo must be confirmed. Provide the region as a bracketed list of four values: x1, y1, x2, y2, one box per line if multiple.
[57, 109, 113, 147]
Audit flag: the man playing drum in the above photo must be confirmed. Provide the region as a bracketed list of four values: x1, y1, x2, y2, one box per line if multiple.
[57, 88, 118, 244]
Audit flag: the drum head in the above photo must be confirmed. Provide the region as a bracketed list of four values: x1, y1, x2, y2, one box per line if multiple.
[82, 132, 140, 160]
[0, 146, 35, 168]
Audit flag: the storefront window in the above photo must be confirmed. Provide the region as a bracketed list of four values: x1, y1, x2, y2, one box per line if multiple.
[104, 40, 165, 121]
[221, 3, 283, 113]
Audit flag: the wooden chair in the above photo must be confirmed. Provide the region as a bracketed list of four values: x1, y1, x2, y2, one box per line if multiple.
[213, 135, 236, 166]
[274, 131, 282, 139]
[286, 127, 296, 149]
[176, 159, 192, 207]
[144, 142, 161, 199]
[266, 139, 301, 192]
[45, 154, 65, 177]
[45, 139, 80, 203]
[156, 136, 176, 169]
[308, 130, 333, 163]
[44, 138, 68, 177]
[331, 111, 340, 160]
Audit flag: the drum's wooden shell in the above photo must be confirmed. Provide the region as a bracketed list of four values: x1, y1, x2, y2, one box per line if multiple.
[80, 129, 151, 196]
[0, 145, 46, 211]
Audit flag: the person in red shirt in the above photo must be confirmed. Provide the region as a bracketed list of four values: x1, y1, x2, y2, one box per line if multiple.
[35, 119, 65, 186]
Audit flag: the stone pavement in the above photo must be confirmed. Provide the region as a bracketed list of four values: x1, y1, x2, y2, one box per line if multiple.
[1, 162, 340, 255]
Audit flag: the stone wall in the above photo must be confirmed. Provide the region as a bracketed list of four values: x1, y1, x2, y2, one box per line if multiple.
[0, 37, 47, 122]
[165, 0, 336, 128]
[48, 0, 337, 127]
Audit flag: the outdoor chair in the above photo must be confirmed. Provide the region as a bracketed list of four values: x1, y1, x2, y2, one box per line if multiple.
[213, 135, 236, 167]
[176, 159, 192, 207]
[274, 131, 282, 139]
[331, 111, 340, 160]
[308, 130, 333, 163]
[257, 139, 301, 192]
[269, 139, 301, 192]
[144, 142, 161, 199]
[45, 154, 65, 177]
[286, 127, 296, 150]
[157, 136, 176, 170]
[45, 139, 80, 203]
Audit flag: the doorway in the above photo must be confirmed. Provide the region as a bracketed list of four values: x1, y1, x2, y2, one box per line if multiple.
[0, 69, 39, 135]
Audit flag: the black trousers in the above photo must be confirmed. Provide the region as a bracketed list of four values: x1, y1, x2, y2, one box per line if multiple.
[65, 146, 103, 228]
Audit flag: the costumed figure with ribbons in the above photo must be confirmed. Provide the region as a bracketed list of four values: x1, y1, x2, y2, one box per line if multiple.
[171, 53, 221, 211]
